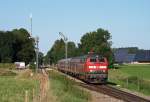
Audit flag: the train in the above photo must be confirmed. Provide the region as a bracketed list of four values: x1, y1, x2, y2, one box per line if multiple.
[57, 53, 108, 84]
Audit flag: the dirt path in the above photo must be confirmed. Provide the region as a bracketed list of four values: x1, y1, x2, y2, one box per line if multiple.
[39, 69, 49, 102]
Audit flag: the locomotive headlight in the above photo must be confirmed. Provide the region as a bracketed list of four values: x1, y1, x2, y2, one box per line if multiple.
[89, 66, 96, 69]
[93, 66, 96, 69]
[89, 66, 93, 68]
[99, 66, 107, 69]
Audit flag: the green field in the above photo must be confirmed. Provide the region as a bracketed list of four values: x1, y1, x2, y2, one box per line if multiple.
[109, 64, 150, 95]
[0, 77, 39, 102]
[48, 70, 91, 102]
[0, 67, 40, 102]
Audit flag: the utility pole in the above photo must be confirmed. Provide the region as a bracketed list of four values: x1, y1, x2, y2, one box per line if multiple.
[30, 13, 32, 36]
[35, 36, 39, 73]
[59, 32, 68, 60]
[29, 13, 39, 73]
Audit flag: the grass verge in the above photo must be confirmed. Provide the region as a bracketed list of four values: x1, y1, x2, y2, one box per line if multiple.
[48, 70, 91, 102]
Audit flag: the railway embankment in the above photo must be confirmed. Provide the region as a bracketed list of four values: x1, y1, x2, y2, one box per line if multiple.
[47, 68, 124, 102]
[47, 69, 91, 102]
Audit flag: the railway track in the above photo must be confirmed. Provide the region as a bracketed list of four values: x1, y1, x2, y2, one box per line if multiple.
[38, 68, 48, 75]
[79, 83, 150, 102]
[37, 68, 49, 102]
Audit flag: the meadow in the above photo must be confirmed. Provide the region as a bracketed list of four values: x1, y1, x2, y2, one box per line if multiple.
[0, 64, 40, 102]
[0, 77, 39, 102]
[109, 64, 150, 95]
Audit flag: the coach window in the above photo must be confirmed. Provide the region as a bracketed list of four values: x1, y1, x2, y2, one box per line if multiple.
[80, 59, 84, 63]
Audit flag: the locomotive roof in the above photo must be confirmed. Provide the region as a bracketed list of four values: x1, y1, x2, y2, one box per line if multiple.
[58, 58, 72, 62]
[72, 54, 104, 59]
[58, 54, 104, 63]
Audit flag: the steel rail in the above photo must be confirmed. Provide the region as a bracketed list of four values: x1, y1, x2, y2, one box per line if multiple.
[78, 83, 150, 102]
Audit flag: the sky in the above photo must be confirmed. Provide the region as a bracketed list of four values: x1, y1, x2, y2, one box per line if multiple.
[0, 0, 150, 54]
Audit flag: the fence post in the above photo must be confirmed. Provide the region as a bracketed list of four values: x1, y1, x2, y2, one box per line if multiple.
[25, 90, 28, 102]
[126, 78, 128, 88]
[137, 78, 140, 91]
[33, 88, 35, 102]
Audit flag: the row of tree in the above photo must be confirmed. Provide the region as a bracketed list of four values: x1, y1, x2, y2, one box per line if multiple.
[44, 39, 80, 64]
[0, 28, 114, 67]
[0, 28, 35, 64]
[45, 28, 114, 66]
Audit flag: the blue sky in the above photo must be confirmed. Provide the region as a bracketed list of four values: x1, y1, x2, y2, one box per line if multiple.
[0, 0, 150, 54]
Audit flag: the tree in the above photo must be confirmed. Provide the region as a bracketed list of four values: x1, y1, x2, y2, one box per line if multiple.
[12, 28, 35, 64]
[38, 52, 44, 66]
[67, 41, 78, 57]
[45, 39, 78, 64]
[79, 28, 114, 66]
[46, 39, 65, 64]
[0, 28, 35, 64]
[0, 31, 15, 62]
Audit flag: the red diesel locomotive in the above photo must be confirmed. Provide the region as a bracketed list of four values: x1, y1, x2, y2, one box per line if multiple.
[57, 53, 108, 84]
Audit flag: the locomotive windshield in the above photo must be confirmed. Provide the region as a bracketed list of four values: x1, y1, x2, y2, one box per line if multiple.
[98, 57, 105, 62]
[89, 55, 105, 63]
[90, 58, 97, 62]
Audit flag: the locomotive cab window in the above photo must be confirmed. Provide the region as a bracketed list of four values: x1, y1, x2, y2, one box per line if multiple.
[98, 58, 105, 62]
[90, 58, 97, 62]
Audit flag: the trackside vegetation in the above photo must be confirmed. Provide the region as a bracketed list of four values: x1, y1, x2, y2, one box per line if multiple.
[109, 64, 150, 95]
[48, 70, 91, 102]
